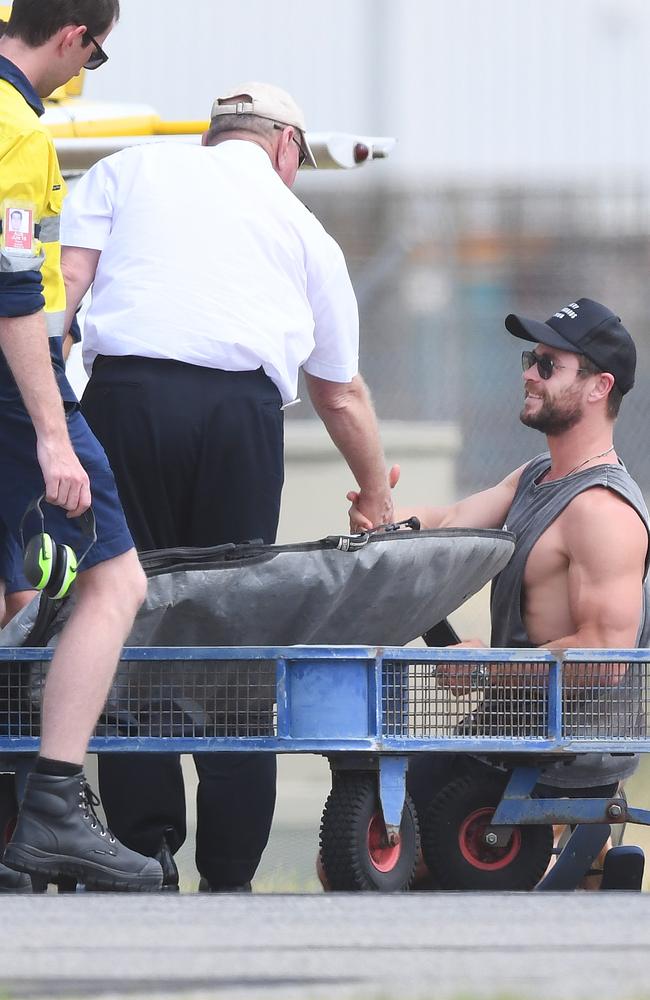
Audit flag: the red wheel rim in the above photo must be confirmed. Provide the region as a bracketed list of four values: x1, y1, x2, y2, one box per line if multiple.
[458, 807, 521, 870]
[367, 813, 401, 872]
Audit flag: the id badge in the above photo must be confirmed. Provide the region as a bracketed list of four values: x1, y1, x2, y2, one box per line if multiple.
[3, 204, 35, 255]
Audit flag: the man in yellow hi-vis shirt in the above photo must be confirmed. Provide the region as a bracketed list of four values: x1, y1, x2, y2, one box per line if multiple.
[0, 0, 162, 893]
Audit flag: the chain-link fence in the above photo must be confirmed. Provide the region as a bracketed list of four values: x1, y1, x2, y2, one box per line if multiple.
[293, 180, 650, 498]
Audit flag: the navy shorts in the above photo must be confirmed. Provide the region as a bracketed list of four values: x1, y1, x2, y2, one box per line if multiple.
[0, 530, 30, 594]
[0, 399, 134, 588]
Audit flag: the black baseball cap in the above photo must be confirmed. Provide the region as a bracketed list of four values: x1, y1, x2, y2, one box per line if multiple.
[505, 297, 636, 394]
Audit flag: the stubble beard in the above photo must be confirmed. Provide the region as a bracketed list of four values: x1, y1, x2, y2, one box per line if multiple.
[520, 388, 584, 436]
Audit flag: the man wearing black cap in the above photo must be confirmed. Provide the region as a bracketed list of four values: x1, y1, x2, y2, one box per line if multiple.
[351, 296, 647, 652]
[348, 298, 650, 885]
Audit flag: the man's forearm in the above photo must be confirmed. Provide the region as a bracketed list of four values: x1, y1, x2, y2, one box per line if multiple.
[0, 312, 68, 440]
[307, 373, 393, 524]
[395, 502, 457, 530]
[479, 625, 632, 686]
[61, 246, 100, 334]
[311, 375, 387, 488]
[0, 311, 92, 513]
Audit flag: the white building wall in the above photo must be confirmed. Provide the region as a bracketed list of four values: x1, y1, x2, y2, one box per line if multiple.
[85, 0, 379, 132]
[385, 0, 650, 182]
[84, 0, 650, 182]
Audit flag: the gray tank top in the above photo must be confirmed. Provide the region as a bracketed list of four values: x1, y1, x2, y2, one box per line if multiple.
[488, 453, 650, 786]
[491, 453, 650, 648]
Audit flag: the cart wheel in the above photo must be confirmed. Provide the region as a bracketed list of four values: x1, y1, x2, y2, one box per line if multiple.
[0, 773, 18, 849]
[421, 772, 553, 890]
[319, 773, 418, 891]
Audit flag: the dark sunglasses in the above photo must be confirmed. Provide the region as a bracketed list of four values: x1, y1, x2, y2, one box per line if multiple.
[82, 32, 109, 70]
[292, 136, 307, 168]
[273, 122, 306, 167]
[521, 350, 589, 381]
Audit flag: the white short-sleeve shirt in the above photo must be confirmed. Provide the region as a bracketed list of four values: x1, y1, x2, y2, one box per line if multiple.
[61, 140, 359, 403]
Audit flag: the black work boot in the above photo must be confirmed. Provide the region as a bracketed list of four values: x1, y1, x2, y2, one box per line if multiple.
[0, 859, 31, 893]
[3, 772, 163, 892]
[198, 876, 252, 893]
[155, 832, 180, 892]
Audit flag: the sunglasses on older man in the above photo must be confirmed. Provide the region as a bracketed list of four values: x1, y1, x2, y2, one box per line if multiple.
[292, 137, 307, 168]
[83, 32, 109, 70]
[272, 122, 307, 167]
[521, 350, 590, 381]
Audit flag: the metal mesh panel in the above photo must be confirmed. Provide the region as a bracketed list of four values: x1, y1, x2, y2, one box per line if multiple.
[3, 652, 650, 746]
[561, 659, 648, 741]
[0, 661, 44, 739]
[382, 659, 549, 739]
[0, 659, 278, 740]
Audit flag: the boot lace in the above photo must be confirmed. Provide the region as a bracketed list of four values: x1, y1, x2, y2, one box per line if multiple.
[78, 780, 116, 843]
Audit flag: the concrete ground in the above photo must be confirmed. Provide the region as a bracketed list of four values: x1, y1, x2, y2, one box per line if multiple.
[3, 892, 650, 1000]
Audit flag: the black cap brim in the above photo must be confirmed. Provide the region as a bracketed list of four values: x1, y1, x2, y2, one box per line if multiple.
[505, 313, 581, 354]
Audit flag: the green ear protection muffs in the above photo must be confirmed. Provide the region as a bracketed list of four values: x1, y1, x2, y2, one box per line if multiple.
[20, 495, 97, 600]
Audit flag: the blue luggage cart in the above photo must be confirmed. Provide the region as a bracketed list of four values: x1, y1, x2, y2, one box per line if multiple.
[1, 643, 648, 892]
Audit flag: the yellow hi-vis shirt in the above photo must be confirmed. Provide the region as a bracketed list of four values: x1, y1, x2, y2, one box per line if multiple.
[0, 55, 74, 401]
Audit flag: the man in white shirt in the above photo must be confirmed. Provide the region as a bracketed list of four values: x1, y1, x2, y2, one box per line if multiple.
[61, 82, 393, 891]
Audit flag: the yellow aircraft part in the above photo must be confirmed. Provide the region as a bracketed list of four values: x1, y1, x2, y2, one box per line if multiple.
[155, 120, 207, 136]
[46, 110, 162, 139]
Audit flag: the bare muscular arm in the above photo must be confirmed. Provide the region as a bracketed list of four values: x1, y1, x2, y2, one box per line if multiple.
[401, 465, 525, 530]
[546, 487, 647, 652]
[355, 464, 527, 533]
[509, 489, 645, 683]
[445, 487, 647, 688]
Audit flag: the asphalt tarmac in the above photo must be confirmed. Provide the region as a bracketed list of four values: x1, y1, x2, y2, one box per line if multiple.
[2, 891, 650, 1000]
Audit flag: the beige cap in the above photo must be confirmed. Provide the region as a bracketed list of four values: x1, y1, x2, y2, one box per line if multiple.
[210, 81, 317, 168]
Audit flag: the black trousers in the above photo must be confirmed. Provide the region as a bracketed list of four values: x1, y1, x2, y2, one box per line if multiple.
[82, 356, 284, 887]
